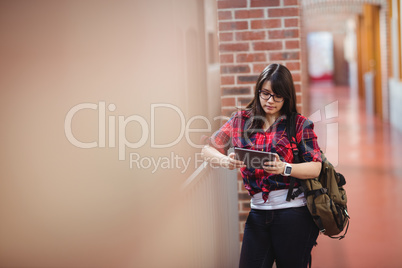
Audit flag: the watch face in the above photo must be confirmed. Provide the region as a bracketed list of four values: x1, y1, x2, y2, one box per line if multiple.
[285, 166, 292, 174]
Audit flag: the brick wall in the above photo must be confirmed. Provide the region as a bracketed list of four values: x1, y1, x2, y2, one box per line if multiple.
[216, 0, 302, 244]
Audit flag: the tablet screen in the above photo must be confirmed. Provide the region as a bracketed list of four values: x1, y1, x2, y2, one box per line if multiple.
[234, 147, 276, 169]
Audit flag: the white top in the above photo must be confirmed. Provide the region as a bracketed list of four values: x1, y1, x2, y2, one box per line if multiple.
[250, 189, 306, 210]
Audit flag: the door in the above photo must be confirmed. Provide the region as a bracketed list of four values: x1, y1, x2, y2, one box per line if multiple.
[358, 4, 382, 117]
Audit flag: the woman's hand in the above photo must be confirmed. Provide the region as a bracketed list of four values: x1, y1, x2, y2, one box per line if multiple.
[262, 154, 285, 175]
[262, 154, 322, 179]
[202, 146, 246, 170]
[223, 152, 246, 170]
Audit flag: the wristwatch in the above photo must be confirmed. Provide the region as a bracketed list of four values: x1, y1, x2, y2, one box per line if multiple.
[282, 163, 292, 176]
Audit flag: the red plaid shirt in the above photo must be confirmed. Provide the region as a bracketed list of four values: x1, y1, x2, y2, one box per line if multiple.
[208, 110, 322, 202]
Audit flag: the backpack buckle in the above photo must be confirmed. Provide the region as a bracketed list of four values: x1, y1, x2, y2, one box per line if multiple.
[344, 209, 350, 218]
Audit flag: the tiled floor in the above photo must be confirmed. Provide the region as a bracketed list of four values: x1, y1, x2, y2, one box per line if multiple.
[307, 82, 402, 268]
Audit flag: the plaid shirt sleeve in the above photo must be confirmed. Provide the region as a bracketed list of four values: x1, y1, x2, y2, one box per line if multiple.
[207, 115, 235, 155]
[295, 115, 322, 162]
[207, 111, 247, 155]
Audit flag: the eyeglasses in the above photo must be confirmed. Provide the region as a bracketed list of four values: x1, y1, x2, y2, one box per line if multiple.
[259, 90, 284, 102]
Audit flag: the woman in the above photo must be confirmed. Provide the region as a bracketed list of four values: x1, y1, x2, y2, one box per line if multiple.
[202, 63, 322, 268]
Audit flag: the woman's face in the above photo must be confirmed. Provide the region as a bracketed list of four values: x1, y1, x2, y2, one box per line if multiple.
[259, 80, 284, 118]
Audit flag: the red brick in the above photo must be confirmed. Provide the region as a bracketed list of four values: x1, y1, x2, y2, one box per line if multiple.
[238, 75, 259, 84]
[235, 9, 264, 19]
[285, 40, 300, 49]
[217, 0, 247, 9]
[221, 86, 251, 95]
[221, 97, 236, 106]
[268, 7, 299, 17]
[240, 201, 251, 211]
[237, 171, 243, 180]
[284, 0, 299, 6]
[220, 54, 234, 63]
[218, 11, 232, 20]
[268, 29, 299, 39]
[251, 19, 281, 29]
[285, 18, 299, 27]
[292, 72, 301, 82]
[253, 63, 268, 73]
[219, 43, 249, 52]
[238, 97, 254, 107]
[219, 21, 248, 31]
[285, 61, 300, 71]
[219, 32, 233, 42]
[239, 212, 248, 221]
[253, 41, 282, 51]
[250, 0, 280, 8]
[237, 53, 266, 63]
[294, 83, 301, 92]
[269, 51, 300, 60]
[221, 76, 235, 85]
[236, 31, 266, 41]
[220, 65, 251, 74]
[238, 192, 250, 200]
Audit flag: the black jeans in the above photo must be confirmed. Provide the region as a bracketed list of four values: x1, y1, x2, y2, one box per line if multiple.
[239, 206, 319, 268]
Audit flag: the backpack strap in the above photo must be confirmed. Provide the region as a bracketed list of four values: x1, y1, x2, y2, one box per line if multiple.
[286, 112, 302, 202]
[286, 112, 300, 162]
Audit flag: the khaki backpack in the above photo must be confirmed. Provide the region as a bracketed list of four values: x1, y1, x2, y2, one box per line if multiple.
[286, 113, 350, 239]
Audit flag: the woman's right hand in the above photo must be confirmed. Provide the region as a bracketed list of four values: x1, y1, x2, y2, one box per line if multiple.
[202, 145, 246, 170]
[223, 152, 246, 170]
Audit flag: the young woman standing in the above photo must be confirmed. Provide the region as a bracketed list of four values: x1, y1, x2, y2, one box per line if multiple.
[202, 63, 322, 268]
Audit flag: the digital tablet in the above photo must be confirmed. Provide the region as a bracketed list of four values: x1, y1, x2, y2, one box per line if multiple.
[234, 147, 277, 169]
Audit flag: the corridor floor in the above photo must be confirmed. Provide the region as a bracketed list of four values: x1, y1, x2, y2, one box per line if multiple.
[307, 82, 402, 268]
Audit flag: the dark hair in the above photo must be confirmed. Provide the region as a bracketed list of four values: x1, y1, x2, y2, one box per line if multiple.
[245, 63, 298, 131]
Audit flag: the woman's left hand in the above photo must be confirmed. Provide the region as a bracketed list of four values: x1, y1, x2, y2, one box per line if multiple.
[262, 154, 285, 175]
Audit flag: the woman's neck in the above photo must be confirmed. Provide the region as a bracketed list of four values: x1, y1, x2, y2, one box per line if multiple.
[263, 113, 280, 130]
